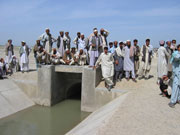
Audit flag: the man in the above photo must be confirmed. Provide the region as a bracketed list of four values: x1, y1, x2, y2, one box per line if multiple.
[0, 58, 8, 79]
[19, 41, 30, 72]
[133, 39, 140, 76]
[33, 40, 43, 68]
[168, 45, 180, 108]
[64, 32, 71, 50]
[89, 29, 102, 67]
[50, 48, 62, 65]
[5, 39, 14, 69]
[73, 32, 81, 50]
[138, 39, 153, 80]
[36, 46, 47, 65]
[94, 47, 114, 91]
[57, 31, 66, 57]
[157, 40, 170, 81]
[114, 41, 118, 49]
[77, 34, 87, 52]
[99, 28, 109, 52]
[75, 49, 87, 66]
[62, 49, 75, 65]
[39, 28, 56, 64]
[123, 40, 136, 82]
[172, 39, 177, 50]
[166, 40, 173, 78]
[108, 42, 115, 54]
[114, 41, 124, 82]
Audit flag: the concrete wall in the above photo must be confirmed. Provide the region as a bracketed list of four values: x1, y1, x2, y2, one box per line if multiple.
[36, 65, 82, 106]
[36, 65, 102, 112]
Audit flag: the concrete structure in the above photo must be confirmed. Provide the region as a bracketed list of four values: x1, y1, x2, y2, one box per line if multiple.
[36, 65, 126, 112]
[0, 79, 35, 119]
[36, 65, 103, 112]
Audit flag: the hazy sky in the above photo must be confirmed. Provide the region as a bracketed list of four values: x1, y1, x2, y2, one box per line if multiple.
[0, 0, 180, 47]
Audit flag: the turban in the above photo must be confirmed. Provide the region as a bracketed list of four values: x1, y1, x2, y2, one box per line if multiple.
[159, 40, 165, 45]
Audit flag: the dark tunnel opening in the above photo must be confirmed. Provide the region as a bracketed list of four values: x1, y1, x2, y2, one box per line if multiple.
[66, 83, 81, 100]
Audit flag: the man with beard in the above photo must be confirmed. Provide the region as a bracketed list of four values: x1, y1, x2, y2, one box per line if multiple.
[123, 40, 136, 82]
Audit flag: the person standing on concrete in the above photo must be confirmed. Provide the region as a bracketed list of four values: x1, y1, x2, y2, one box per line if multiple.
[168, 45, 180, 108]
[138, 39, 153, 80]
[39, 28, 56, 64]
[89, 29, 102, 67]
[19, 41, 30, 72]
[133, 39, 140, 76]
[57, 31, 66, 57]
[64, 32, 71, 50]
[5, 39, 14, 70]
[114, 41, 124, 82]
[94, 47, 114, 91]
[123, 40, 136, 82]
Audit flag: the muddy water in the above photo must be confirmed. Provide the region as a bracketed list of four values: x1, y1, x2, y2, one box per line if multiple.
[0, 99, 90, 135]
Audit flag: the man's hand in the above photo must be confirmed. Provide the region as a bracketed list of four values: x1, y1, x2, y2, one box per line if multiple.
[91, 44, 96, 47]
[93, 66, 96, 70]
[115, 60, 119, 65]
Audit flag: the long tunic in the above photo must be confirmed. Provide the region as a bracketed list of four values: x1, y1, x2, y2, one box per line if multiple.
[19, 46, 29, 71]
[39, 33, 55, 53]
[170, 51, 180, 103]
[123, 46, 134, 71]
[157, 46, 170, 78]
[114, 47, 124, 71]
[58, 37, 65, 57]
[5, 43, 14, 66]
[140, 45, 152, 70]
[95, 53, 114, 78]
[166, 46, 173, 72]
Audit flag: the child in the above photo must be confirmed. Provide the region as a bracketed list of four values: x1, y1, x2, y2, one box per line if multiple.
[159, 75, 171, 99]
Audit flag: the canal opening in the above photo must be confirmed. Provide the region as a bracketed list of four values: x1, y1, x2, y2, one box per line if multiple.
[66, 83, 81, 100]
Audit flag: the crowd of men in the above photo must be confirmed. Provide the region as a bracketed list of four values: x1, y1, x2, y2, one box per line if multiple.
[1, 28, 180, 108]
[157, 40, 180, 108]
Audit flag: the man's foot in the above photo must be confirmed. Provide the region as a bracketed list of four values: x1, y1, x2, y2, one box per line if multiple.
[138, 77, 143, 80]
[177, 101, 180, 104]
[126, 78, 130, 81]
[168, 102, 175, 108]
[107, 85, 113, 91]
[132, 78, 137, 83]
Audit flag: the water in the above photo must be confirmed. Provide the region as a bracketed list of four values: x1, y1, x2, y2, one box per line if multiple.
[0, 99, 90, 135]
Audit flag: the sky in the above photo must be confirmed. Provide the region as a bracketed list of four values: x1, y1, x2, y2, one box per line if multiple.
[0, 0, 180, 48]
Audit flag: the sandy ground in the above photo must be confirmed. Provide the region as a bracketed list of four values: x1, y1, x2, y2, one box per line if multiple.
[98, 57, 180, 135]
[1, 46, 180, 135]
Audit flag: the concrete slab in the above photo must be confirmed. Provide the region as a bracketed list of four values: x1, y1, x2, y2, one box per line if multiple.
[55, 65, 84, 73]
[66, 93, 129, 135]
[0, 79, 35, 119]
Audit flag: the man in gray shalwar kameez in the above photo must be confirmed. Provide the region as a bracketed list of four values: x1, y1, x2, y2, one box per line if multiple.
[39, 28, 56, 64]
[114, 41, 124, 82]
[5, 39, 14, 69]
[89, 29, 102, 67]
